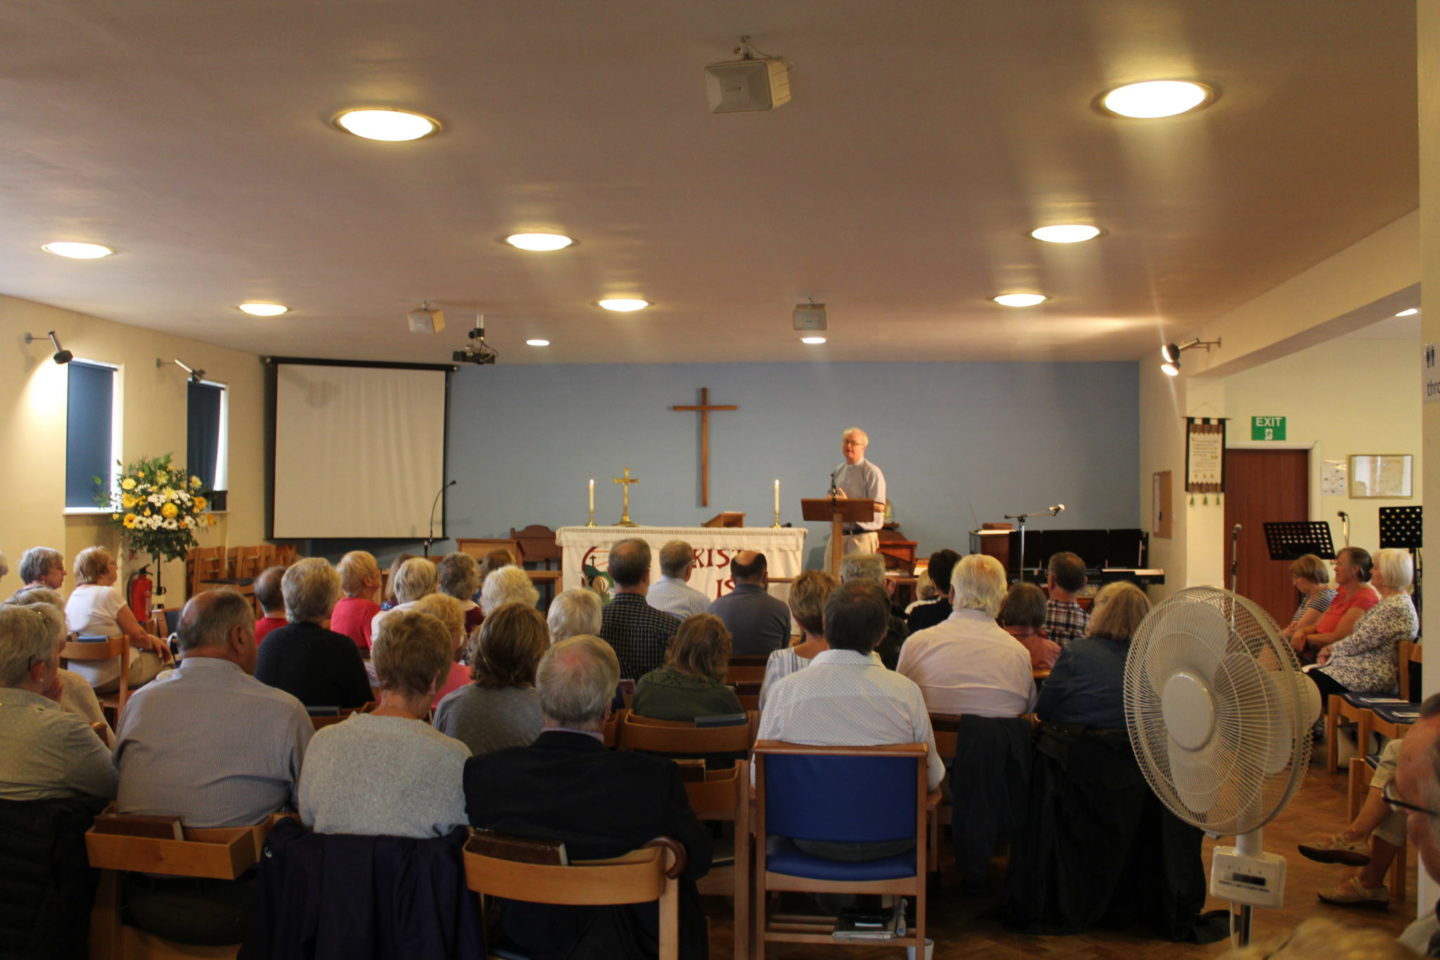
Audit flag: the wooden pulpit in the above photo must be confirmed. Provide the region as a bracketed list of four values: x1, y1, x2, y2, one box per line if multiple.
[802, 497, 884, 576]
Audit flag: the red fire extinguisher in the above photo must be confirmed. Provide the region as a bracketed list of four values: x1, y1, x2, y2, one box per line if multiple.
[127, 565, 153, 622]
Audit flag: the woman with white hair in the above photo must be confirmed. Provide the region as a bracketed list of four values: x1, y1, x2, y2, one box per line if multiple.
[4, 589, 113, 744]
[64, 546, 171, 692]
[546, 587, 601, 642]
[1311, 547, 1419, 698]
[370, 557, 439, 638]
[480, 565, 539, 615]
[437, 552, 485, 633]
[14, 546, 65, 598]
[255, 558, 373, 708]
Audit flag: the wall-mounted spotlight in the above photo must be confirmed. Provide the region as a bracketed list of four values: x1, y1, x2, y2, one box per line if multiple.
[1160, 337, 1221, 377]
[25, 331, 73, 364]
[157, 357, 206, 383]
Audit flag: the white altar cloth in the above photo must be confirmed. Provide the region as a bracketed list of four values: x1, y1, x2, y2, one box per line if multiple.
[556, 526, 808, 604]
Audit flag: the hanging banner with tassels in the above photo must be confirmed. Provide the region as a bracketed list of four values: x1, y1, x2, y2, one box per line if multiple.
[1185, 417, 1226, 499]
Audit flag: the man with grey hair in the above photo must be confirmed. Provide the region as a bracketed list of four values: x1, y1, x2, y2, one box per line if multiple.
[463, 635, 711, 960]
[897, 554, 1036, 717]
[255, 558, 372, 708]
[114, 589, 313, 944]
[647, 540, 710, 620]
[598, 538, 681, 680]
[830, 427, 886, 555]
[840, 552, 909, 669]
[0, 605, 115, 801]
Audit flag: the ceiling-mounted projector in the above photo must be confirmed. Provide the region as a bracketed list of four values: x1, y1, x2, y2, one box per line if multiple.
[793, 301, 826, 331]
[452, 316, 498, 365]
[705, 36, 790, 113]
[408, 304, 445, 334]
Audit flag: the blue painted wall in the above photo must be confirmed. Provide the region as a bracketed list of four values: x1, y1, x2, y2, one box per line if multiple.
[414, 361, 1139, 568]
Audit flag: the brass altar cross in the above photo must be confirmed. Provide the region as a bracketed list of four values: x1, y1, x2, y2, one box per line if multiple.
[670, 387, 738, 506]
[613, 467, 639, 527]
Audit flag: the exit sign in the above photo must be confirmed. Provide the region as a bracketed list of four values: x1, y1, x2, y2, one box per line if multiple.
[1251, 416, 1286, 441]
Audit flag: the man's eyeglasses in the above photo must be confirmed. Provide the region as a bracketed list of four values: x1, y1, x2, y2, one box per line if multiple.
[1383, 781, 1439, 817]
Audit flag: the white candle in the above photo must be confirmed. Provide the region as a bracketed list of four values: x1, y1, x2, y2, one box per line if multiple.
[773, 478, 780, 514]
[588, 478, 595, 512]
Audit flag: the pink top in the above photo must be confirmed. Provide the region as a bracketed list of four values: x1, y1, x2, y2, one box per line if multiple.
[1312, 583, 1379, 637]
[432, 662, 470, 710]
[254, 616, 287, 646]
[330, 596, 381, 655]
[1002, 624, 1061, 671]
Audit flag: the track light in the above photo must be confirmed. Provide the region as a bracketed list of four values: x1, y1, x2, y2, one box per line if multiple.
[1159, 337, 1221, 376]
[157, 357, 206, 383]
[25, 331, 72, 364]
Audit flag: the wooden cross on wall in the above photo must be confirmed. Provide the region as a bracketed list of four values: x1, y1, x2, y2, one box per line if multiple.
[670, 387, 737, 507]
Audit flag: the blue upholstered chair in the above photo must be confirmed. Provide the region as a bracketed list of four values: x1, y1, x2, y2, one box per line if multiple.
[750, 741, 929, 959]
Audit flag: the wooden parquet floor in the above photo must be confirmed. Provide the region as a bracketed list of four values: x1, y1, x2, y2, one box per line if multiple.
[702, 752, 1419, 959]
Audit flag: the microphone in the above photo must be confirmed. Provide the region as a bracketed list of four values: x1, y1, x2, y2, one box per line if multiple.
[1049, 503, 1066, 516]
[1233, 523, 1243, 536]
[829, 468, 840, 493]
[424, 480, 458, 557]
[1338, 510, 1350, 522]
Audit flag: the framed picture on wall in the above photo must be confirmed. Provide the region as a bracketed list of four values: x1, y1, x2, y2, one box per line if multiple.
[1348, 454, 1413, 499]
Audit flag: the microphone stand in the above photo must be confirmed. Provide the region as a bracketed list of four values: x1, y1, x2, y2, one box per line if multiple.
[423, 480, 456, 558]
[1002, 505, 1063, 585]
[1230, 525, 1242, 594]
[1338, 511, 1350, 548]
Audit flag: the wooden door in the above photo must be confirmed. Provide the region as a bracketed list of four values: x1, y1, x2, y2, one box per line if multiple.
[1224, 449, 1309, 626]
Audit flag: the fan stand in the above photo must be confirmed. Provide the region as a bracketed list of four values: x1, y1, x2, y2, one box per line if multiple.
[1232, 829, 1262, 945]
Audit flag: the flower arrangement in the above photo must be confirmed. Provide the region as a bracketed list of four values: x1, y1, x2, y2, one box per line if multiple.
[95, 453, 216, 562]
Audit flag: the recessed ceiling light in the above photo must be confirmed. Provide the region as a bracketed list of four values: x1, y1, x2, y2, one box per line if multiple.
[993, 293, 1048, 308]
[597, 298, 651, 312]
[506, 233, 575, 252]
[801, 336, 827, 345]
[237, 302, 289, 317]
[1100, 80, 1212, 119]
[332, 108, 440, 142]
[526, 339, 551, 347]
[1030, 224, 1102, 244]
[41, 241, 114, 259]
[1396, 308, 1420, 317]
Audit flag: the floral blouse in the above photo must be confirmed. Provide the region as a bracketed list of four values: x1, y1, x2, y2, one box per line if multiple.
[1317, 593, 1418, 694]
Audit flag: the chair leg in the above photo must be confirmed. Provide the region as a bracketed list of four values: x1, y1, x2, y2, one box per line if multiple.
[1326, 698, 1340, 774]
[1346, 757, 1366, 820]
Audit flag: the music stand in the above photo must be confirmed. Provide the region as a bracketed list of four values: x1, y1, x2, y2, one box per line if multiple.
[1380, 506, 1423, 619]
[1262, 521, 1336, 562]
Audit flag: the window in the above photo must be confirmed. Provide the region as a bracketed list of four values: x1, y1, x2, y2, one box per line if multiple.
[65, 360, 119, 509]
[187, 380, 228, 497]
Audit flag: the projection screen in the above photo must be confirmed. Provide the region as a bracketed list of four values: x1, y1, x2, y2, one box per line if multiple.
[270, 360, 449, 539]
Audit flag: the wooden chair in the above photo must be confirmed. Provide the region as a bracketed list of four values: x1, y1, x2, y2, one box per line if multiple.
[726, 655, 768, 686]
[1346, 753, 1410, 902]
[85, 810, 282, 959]
[751, 741, 929, 959]
[603, 708, 626, 748]
[308, 701, 376, 731]
[185, 547, 225, 601]
[62, 636, 130, 725]
[1400, 640, 1423, 702]
[619, 710, 757, 757]
[510, 524, 561, 570]
[684, 760, 750, 960]
[463, 832, 687, 960]
[455, 538, 521, 566]
[927, 714, 963, 867]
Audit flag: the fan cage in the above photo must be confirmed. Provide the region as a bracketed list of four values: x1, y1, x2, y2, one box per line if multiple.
[1124, 586, 1312, 836]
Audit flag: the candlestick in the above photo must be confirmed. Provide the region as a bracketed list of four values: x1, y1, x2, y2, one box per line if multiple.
[586, 478, 597, 527]
[772, 478, 782, 528]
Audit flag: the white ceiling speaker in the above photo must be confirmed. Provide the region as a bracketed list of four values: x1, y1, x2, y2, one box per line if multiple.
[792, 300, 826, 331]
[408, 302, 445, 335]
[706, 36, 790, 113]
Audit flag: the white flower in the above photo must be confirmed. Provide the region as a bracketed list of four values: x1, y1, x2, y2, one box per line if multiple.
[163, 519, 177, 530]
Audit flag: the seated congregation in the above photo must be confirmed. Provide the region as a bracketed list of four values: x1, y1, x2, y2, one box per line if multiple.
[0, 536, 1428, 958]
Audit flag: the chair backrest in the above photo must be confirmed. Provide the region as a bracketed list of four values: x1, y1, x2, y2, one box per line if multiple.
[682, 759, 746, 821]
[85, 811, 273, 880]
[753, 740, 925, 844]
[725, 655, 768, 685]
[510, 525, 561, 566]
[620, 711, 756, 755]
[463, 833, 683, 906]
[1400, 641, 1422, 702]
[929, 713, 963, 760]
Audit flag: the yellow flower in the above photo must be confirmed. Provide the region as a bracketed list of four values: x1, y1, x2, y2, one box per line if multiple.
[143, 508, 152, 517]
[121, 493, 137, 509]
[136, 471, 145, 478]
[111, 513, 120, 521]
[161, 487, 176, 500]
[193, 496, 207, 512]
[156, 471, 169, 485]
[190, 476, 202, 490]
[121, 477, 137, 490]
[161, 502, 179, 519]
[123, 514, 137, 529]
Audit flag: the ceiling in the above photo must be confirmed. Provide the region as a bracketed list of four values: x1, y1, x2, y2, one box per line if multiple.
[0, 1, 1418, 365]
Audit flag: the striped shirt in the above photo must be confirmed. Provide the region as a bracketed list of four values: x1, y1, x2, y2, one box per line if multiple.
[600, 593, 681, 681]
[115, 657, 312, 828]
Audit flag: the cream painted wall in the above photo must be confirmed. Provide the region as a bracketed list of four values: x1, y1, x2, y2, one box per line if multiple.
[1138, 361, 1188, 603]
[0, 294, 264, 606]
[1220, 338, 1421, 554]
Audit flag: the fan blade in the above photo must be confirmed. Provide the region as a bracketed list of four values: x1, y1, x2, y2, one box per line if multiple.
[1168, 734, 1223, 816]
[1143, 601, 1229, 694]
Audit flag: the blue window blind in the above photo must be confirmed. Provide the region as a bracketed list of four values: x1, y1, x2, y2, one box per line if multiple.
[65, 361, 114, 508]
[187, 382, 224, 491]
